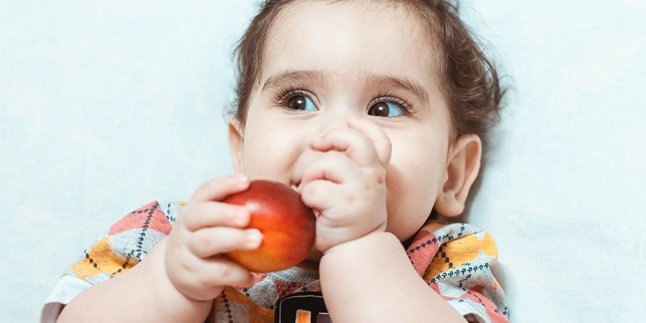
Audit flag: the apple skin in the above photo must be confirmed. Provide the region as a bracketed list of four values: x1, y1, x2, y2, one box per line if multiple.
[223, 179, 316, 273]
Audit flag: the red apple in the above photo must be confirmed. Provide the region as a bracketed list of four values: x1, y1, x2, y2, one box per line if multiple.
[223, 179, 316, 273]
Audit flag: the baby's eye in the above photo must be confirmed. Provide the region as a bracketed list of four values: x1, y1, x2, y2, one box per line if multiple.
[368, 101, 406, 117]
[286, 94, 317, 111]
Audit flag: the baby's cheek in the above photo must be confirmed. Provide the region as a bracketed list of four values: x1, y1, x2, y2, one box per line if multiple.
[386, 218, 423, 242]
[385, 193, 433, 242]
[384, 166, 438, 240]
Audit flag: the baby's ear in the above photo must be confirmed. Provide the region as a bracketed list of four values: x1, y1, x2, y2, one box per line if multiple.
[434, 134, 482, 217]
[228, 119, 244, 172]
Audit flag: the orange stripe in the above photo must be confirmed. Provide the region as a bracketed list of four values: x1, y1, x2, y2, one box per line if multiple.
[296, 309, 311, 323]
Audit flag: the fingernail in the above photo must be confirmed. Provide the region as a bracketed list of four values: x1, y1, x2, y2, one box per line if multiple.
[246, 229, 262, 247]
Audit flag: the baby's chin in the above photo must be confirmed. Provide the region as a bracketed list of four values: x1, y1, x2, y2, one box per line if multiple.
[295, 249, 323, 271]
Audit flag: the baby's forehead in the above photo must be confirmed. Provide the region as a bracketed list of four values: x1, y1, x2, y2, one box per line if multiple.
[271, 0, 438, 45]
[259, 1, 443, 87]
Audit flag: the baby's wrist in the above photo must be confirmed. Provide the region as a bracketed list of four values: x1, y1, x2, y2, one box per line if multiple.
[143, 239, 214, 318]
[320, 221, 388, 254]
[321, 231, 399, 259]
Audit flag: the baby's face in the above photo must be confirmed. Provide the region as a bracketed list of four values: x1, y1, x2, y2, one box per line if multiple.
[230, 1, 453, 243]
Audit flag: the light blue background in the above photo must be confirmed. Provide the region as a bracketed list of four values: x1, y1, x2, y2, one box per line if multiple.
[1, 0, 644, 321]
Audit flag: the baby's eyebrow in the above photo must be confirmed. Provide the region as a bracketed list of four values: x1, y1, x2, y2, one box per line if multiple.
[365, 74, 430, 105]
[261, 70, 429, 105]
[261, 70, 325, 92]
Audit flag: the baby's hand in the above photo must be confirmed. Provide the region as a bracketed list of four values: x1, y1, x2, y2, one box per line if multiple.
[164, 174, 262, 301]
[299, 116, 392, 252]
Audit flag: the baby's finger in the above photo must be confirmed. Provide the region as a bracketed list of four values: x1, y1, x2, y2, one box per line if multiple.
[299, 151, 355, 188]
[347, 116, 392, 166]
[310, 127, 379, 167]
[190, 173, 249, 203]
[199, 257, 255, 288]
[188, 227, 262, 258]
[183, 202, 250, 231]
[178, 256, 255, 300]
[298, 151, 362, 194]
[300, 179, 341, 215]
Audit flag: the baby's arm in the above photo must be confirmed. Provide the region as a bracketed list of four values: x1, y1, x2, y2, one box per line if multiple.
[320, 233, 465, 322]
[301, 117, 465, 322]
[58, 238, 212, 322]
[58, 175, 260, 323]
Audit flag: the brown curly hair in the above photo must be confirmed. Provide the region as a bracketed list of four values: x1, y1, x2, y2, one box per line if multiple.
[230, 0, 505, 150]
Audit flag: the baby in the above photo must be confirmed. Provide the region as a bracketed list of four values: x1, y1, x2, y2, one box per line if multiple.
[43, 0, 507, 322]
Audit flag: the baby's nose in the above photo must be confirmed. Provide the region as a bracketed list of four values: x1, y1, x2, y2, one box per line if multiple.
[312, 109, 357, 135]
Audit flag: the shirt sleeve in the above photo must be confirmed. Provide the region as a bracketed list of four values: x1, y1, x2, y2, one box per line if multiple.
[40, 200, 183, 323]
[406, 222, 509, 323]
